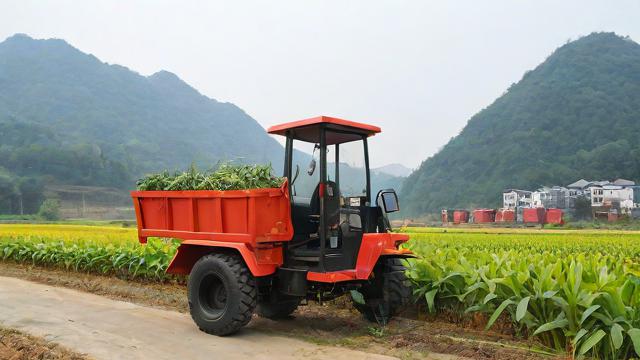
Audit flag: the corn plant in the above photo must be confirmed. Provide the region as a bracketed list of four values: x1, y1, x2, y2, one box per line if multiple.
[405, 229, 640, 359]
[0, 234, 179, 281]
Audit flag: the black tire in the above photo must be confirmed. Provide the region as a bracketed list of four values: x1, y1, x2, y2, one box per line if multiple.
[188, 253, 257, 336]
[256, 297, 301, 319]
[353, 257, 411, 325]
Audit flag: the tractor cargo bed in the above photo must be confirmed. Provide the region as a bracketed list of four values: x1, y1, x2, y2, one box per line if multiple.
[131, 181, 293, 248]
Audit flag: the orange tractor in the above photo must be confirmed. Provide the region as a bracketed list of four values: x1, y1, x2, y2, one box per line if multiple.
[131, 116, 413, 335]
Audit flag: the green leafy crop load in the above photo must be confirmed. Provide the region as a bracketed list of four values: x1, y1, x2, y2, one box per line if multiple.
[404, 228, 640, 359]
[136, 164, 284, 191]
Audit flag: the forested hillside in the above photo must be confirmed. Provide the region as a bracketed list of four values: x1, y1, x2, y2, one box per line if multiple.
[0, 34, 403, 216]
[0, 34, 283, 177]
[0, 34, 285, 214]
[401, 33, 640, 216]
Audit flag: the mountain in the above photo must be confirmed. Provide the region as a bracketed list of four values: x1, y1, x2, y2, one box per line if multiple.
[401, 33, 640, 216]
[0, 34, 283, 184]
[373, 163, 412, 178]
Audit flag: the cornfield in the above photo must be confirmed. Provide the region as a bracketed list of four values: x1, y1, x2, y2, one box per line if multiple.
[4, 224, 640, 358]
[404, 228, 640, 359]
[0, 225, 179, 281]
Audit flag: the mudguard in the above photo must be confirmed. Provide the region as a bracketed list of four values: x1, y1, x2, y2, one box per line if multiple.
[166, 240, 282, 277]
[307, 232, 414, 283]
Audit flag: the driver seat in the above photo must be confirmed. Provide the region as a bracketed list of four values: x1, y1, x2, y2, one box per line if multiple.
[289, 181, 340, 260]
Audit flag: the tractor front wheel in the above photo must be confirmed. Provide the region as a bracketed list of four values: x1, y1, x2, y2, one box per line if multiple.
[188, 253, 257, 336]
[352, 257, 411, 324]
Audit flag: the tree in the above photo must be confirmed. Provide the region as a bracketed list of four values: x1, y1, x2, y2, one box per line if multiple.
[573, 196, 592, 221]
[38, 199, 61, 221]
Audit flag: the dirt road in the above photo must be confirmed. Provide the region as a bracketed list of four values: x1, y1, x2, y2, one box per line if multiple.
[0, 276, 396, 360]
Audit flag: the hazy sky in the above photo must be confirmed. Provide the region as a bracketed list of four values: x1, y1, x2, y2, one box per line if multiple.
[1, 1, 639, 168]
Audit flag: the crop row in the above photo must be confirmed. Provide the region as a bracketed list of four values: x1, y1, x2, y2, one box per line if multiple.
[0, 234, 178, 281]
[405, 230, 640, 359]
[3, 225, 640, 358]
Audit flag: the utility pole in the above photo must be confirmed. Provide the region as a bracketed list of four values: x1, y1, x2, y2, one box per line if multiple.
[82, 192, 86, 218]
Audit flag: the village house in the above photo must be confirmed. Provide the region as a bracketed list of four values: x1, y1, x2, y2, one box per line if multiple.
[502, 179, 640, 217]
[503, 189, 532, 209]
[501, 179, 637, 219]
[589, 184, 634, 211]
[532, 186, 569, 208]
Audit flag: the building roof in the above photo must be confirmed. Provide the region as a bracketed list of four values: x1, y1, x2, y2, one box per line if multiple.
[613, 178, 636, 186]
[567, 179, 591, 189]
[590, 180, 612, 187]
[503, 189, 532, 194]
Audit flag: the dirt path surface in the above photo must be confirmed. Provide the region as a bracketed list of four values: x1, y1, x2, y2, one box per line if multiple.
[0, 276, 397, 360]
[0, 263, 554, 360]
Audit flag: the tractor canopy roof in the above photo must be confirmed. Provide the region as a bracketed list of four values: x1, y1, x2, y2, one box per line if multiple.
[267, 116, 381, 145]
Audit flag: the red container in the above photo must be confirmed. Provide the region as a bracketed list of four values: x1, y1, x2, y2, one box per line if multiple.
[131, 181, 294, 247]
[496, 209, 515, 223]
[608, 212, 619, 222]
[545, 208, 564, 225]
[523, 207, 546, 224]
[473, 209, 496, 223]
[453, 210, 469, 224]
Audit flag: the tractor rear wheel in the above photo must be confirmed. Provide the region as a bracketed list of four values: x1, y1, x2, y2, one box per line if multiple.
[256, 296, 301, 319]
[188, 253, 257, 336]
[352, 257, 411, 325]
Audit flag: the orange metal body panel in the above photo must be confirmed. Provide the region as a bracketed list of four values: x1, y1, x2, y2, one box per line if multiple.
[132, 181, 293, 277]
[473, 209, 496, 223]
[523, 207, 546, 224]
[495, 209, 515, 223]
[132, 181, 293, 245]
[307, 233, 413, 283]
[544, 208, 564, 225]
[166, 240, 281, 277]
[453, 210, 469, 224]
[267, 116, 381, 137]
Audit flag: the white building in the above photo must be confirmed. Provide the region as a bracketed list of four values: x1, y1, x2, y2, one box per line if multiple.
[589, 185, 634, 211]
[503, 189, 532, 209]
[531, 191, 548, 208]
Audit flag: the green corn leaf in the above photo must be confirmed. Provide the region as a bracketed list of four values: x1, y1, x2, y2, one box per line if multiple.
[516, 296, 530, 322]
[533, 318, 569, 336]
[628, 328, 640, 357]
[574, 328, 588, 346]
[485, 299, 514, 330]
[425, 289, 438, 313]
[483, 293, 497, 304]
[350, 290, 365, 305]
[578, 329, 606, 355]
[611, 323, 623, 350]
[580, 305, 601, 325]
